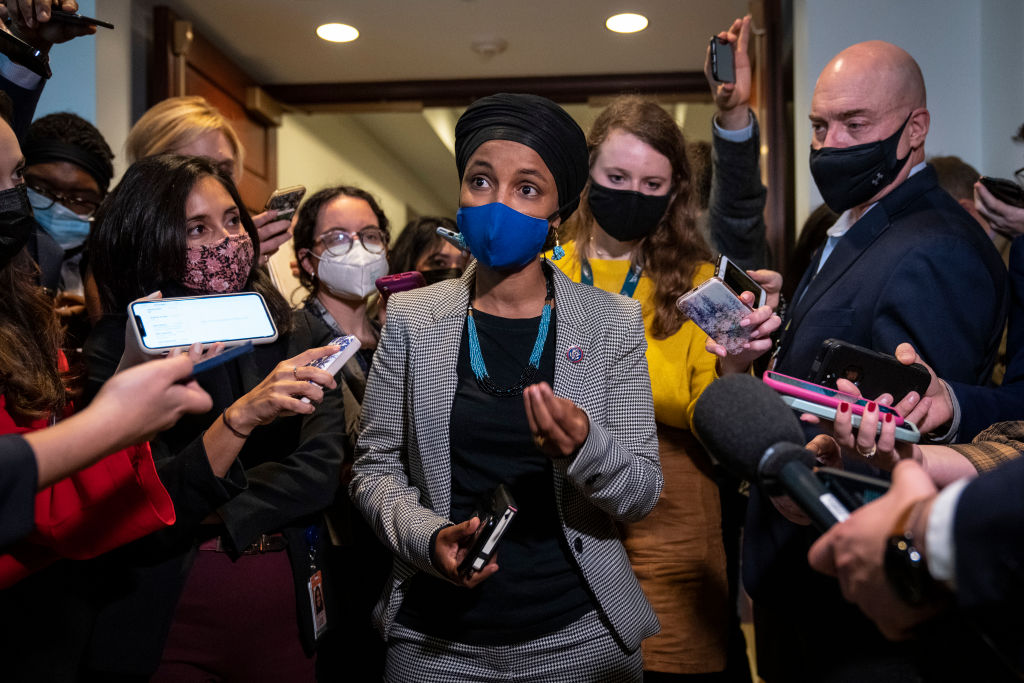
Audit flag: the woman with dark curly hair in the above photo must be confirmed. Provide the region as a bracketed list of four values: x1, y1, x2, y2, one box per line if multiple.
[549, 95, 778, 681]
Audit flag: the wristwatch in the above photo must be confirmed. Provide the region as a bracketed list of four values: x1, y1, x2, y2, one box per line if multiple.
[883, 498, 934, 605]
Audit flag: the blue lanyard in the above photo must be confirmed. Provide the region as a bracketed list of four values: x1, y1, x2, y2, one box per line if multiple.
[580, 257, 642, 298]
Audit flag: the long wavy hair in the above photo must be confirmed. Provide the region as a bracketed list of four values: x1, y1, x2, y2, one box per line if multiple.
[89, 155, 292, 334]
[0, 251, 65, 422]
[565, 96, 711, 339]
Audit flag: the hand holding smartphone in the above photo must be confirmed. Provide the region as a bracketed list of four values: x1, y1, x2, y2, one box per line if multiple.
[265, 185, 306, 222]
[716, 255, 766, 308]
[979, 176, 1024, 209]
[810, 339, 930, 403]
[459, 484, 518, 577]
[129, 292, 278, 354]
[764, 370, 904, 424]
[677, 277, 754, 354]
[709, 36, 735, 83]
[298, 335, 360, 404]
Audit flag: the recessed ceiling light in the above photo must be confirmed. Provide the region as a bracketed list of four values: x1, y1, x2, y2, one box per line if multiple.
[606, 13, 648, 34]
[317, 23, 359, 43]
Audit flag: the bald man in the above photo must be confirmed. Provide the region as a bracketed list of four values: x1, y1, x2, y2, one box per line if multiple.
[745, 42, 1007, 682]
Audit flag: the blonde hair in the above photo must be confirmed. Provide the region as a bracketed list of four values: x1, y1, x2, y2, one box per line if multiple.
[125, 96, 244, 180]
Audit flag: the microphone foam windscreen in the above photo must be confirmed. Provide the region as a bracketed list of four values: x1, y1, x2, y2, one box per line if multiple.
[692, 374, 807, 480]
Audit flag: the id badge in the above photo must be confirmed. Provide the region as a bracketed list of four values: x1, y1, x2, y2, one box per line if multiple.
[307, 569, 327, 638]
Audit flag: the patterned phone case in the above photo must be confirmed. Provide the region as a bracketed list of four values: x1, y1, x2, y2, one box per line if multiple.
[676, 278, 754, 354]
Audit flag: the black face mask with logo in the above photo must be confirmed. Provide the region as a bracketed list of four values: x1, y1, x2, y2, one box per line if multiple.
[0, 184, 35, 269]
[587, 181, 672, 242]
[809, 114, 912, 214]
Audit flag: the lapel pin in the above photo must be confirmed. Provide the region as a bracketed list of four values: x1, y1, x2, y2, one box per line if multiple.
[566, 345, 583, 363]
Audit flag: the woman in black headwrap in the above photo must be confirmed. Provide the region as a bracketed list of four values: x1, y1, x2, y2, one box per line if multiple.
[351, 93, 662, 681]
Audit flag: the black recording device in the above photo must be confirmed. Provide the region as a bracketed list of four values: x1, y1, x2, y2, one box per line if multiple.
[810, 338, 930, 403]
[0, 29, 49, 78]
[459, 484, 518, 576]
[692, 374, 890, 532]
[709, 36, 735, 83]
[49, 9, 115, 29]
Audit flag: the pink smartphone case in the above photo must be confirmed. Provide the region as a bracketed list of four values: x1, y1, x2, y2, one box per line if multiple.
[763, 371, 904, 425]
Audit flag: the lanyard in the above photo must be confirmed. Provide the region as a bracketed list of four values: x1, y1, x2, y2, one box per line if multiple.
[580, 257, 642, 299]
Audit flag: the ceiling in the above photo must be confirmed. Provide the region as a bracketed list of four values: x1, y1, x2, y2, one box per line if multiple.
[154, 0, 748, 214]
[158, 0, 750, 84]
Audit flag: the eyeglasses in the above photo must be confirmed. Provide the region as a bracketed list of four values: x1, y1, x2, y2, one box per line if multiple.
[316, 227, 387, 256]
[1014, 167, 1024, 188]
[25, 179, 101, 217]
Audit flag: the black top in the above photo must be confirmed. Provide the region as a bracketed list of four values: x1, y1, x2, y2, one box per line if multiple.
[397, 306, 593, 645]
[0, 434, 37, 547]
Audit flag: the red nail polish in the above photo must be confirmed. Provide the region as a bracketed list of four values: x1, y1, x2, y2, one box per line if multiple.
[885, 413, 893, 423]
[867, 402, 877, 412]
[839, 403, 849, 413]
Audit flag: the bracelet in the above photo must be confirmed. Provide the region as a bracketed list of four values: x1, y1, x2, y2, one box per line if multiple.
[221, 409, 251, 439]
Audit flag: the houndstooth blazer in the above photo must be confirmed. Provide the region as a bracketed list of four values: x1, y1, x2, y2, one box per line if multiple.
[350, 260, 662, 651]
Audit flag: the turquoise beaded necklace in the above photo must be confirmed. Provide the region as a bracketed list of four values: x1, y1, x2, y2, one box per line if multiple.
[466, 269, 554, 397]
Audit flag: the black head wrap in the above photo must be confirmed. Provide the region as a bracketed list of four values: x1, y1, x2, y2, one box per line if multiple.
[23, 139, 113, 193]
[455, 93, 588, 222]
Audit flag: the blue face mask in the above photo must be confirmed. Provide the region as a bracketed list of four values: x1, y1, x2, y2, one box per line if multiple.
[28, 187, 93, 251]
[456, 202, 551, 271]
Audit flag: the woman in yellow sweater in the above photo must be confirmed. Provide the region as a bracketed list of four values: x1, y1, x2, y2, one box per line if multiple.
[549, 95, 778, 681]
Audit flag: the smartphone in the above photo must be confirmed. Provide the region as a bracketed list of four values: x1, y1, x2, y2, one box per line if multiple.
[264, 185, 306, 222]
[676, 277, 754, 354]
[298, 335, 360, 404]
[128, 292, 278, 354]
[459, 484, 518, 577]
[709, 36, 735, 83]
[716, 254, 766, 308]
[184, 341, 254, 381]
[979, 176, 1024, 209]
[0, 28, 50, 78]
[766, 369, 905, 424]
[49, 9, 115, 29]
[809, 339, 931, 403]
[779, 394, 920, 443]
[375, 271, 426, 304]
[436, 227, 467, 251]
[816, 467, 890, 508]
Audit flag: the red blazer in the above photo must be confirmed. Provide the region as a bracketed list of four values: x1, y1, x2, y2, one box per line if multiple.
[0, 357, 175, 588]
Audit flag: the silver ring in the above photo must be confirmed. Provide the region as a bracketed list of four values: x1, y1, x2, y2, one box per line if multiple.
[855, 444, 877, 458]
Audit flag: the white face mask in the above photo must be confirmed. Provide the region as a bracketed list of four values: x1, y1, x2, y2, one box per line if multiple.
[313, 243, 389, 300]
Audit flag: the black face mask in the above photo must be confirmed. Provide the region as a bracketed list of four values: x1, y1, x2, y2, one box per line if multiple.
[420, 267, 463, 285]
[587, 181, 672, 242]
[0, 184, 35, 269]
[809, 114, 912, 214]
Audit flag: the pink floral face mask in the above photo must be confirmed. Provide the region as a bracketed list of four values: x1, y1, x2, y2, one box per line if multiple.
[181, 233, 254, 293]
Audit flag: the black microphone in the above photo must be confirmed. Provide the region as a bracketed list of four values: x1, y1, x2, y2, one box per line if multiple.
[692, 374, 852, 531]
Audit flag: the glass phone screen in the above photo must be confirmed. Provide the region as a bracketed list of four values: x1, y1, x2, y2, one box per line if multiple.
[131, 293, 276, 349]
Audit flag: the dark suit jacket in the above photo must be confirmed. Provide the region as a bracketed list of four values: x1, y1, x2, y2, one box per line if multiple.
[776, 165, 1006, 384]
[950, 237, 1024, 440]
[708, 113, 770, 270]
[748, 166, 1008, 682]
